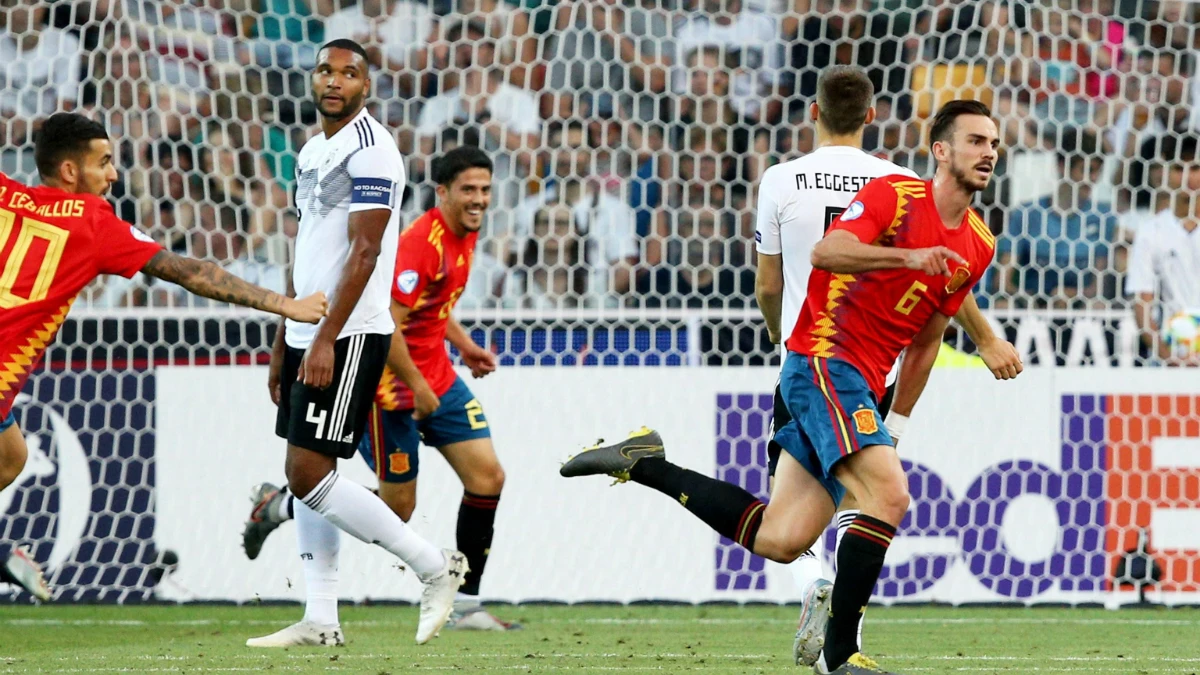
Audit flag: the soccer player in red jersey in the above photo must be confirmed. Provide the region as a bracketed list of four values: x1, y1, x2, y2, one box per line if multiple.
[243, 146, 517, 629]
[0, 112, 328, 601]
[562, 100, 1004, 675]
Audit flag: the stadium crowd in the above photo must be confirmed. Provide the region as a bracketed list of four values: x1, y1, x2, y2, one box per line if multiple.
[1, 0, 1198, 359]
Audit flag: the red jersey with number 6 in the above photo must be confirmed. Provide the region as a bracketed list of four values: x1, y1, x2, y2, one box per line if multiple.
[375, 207, 478, 411]
[0, 173, 163, 418]
[787, 175, 996, 399]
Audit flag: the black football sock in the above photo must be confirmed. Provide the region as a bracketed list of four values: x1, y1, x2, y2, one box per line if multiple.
[457, 491, 500, 597]
[0, 552, 15, 585]
[824, 514, 896, 669]
[629, 457, 766, 551]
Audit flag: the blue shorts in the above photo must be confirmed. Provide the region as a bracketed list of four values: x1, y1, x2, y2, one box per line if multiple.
[0, 411, 14, 433]
[357, 377, 491, 484]
[773, 353, 894, 506]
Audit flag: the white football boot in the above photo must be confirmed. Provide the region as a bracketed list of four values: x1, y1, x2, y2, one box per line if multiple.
[794, 578, 833, 666]
[415, 549, 469, 644]
[3, 546, 51, 602]
[245, 621, 344, 647]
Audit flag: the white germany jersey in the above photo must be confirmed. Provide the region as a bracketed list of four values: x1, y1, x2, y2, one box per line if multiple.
[755, 146, 917, 375]
[287, 108, 405, 349]
[1125, 209, 1200, 320]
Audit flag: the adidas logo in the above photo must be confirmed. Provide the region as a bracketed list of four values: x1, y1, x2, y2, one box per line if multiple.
[341, 433, 354, 443]
[457, 254, 465, 267]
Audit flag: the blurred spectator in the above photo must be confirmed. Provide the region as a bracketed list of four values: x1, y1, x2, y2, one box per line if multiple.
[417, 20, 540, 168]
[324, 0, 436, 95]
[233, 0, 333, 70]
[542, 0, 672, 121]
[519, 202, 586, 308]
[0, 2, 82, 120]
[511, 122, 636, 307]
[993, 133, 1118, 307]
[674, 0, 780, 122]
[1127, 135, 1200, 365]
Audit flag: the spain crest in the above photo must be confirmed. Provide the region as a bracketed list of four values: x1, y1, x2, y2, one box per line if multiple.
[946, 265, 971, 294]
[853, 409, 879, 435]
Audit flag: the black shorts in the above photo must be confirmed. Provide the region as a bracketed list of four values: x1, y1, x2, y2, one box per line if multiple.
[275, 332, 391, 459]
[767, 378, 895, 477]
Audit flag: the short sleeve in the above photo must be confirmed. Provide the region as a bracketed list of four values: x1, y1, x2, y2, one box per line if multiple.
[754, 170, 782, 256]
[1125, 227, 1156, 296]
[91, 201, 163, 278]
[346, 140, 405, 214]
[826, 176, 900, 244]
[391, 229, 439, 307]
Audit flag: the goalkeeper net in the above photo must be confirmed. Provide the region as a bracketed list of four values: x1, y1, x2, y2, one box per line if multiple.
[1, 0, 1199, 604]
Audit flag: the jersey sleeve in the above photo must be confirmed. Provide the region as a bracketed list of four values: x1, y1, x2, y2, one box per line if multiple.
[825, 176, 900, 244]
[391, 229, 439, 308]
[939, 246, 994, 317]
[91, 201, 164, 278]
[754, 168, 782, 255]
[346, 142, 406, 214]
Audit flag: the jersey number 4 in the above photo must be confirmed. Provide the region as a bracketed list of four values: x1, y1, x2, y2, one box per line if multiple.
[0, 207, 70, 309]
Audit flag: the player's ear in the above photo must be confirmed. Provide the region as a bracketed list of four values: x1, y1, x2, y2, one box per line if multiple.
[863, 106, 876, 126]
[808, 102, 819, 123]
[435, 183, 448, 202]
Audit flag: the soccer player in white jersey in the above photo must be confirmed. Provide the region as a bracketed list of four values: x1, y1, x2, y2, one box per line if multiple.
[753, 66, 1023, 667]
[246, 39, 467, 649]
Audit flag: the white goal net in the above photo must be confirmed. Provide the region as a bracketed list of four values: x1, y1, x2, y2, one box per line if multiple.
[2, 0, 1199, 605]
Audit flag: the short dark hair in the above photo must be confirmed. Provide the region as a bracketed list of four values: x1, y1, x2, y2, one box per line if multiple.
[432, 146, 493, 186]
[34, 112, 109, 179]
[317, 39, 369, 64]
[815, 66, 874, 136]
[929, 99, 994, 145]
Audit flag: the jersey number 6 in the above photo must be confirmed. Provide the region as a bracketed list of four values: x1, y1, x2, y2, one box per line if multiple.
[894, 280, 927, 316]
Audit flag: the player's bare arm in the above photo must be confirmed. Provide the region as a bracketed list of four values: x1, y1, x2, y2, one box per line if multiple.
[386, 300, 440, 420]
[755, 251, 784, 344]
[300, 209, 389, 389]
[888, 311, 953, 431]
[141, 250, 327, 323]
[447, 317, 497, 379]
[953, 293, 1022, 380]
[811, 230, 966, 276]
[268, 271, 298, 406]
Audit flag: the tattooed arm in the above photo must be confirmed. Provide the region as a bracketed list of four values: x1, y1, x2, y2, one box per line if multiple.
[141, 250, 327, 322]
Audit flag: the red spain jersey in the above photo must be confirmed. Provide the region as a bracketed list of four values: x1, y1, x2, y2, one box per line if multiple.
[787, 175, 996, 399]
[0, 173, 163, 418]
[376, 207, 477, 411]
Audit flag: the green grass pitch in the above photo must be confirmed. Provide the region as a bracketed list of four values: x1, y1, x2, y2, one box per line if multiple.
[0, 604, 1196, 673]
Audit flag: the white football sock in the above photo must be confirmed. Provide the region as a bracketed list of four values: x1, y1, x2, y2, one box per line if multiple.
[789, 548, 825, 597]
[296, 500, 340, 626]
[274, 488, 293, 523]
[834, 509, 865, 648]
[301, 471, 445, 580]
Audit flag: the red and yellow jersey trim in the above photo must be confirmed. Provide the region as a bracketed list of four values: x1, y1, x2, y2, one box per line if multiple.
[0, 300, 72, 396]
[966, 211, 995, 250]
[876, 180, 926, 244]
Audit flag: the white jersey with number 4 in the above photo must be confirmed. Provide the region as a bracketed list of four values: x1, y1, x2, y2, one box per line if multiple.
[287, 108, 405, 350]
[754, 146, 917, 378]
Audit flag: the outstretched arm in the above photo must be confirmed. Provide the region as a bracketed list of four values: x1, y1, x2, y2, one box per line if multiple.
[953, 293, 1022, 380]
[141, 251, 325, 322]
[812, 230, 966, 276]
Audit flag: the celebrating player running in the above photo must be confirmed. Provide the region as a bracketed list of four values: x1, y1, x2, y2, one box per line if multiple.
[561, 99, 1006, 675]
